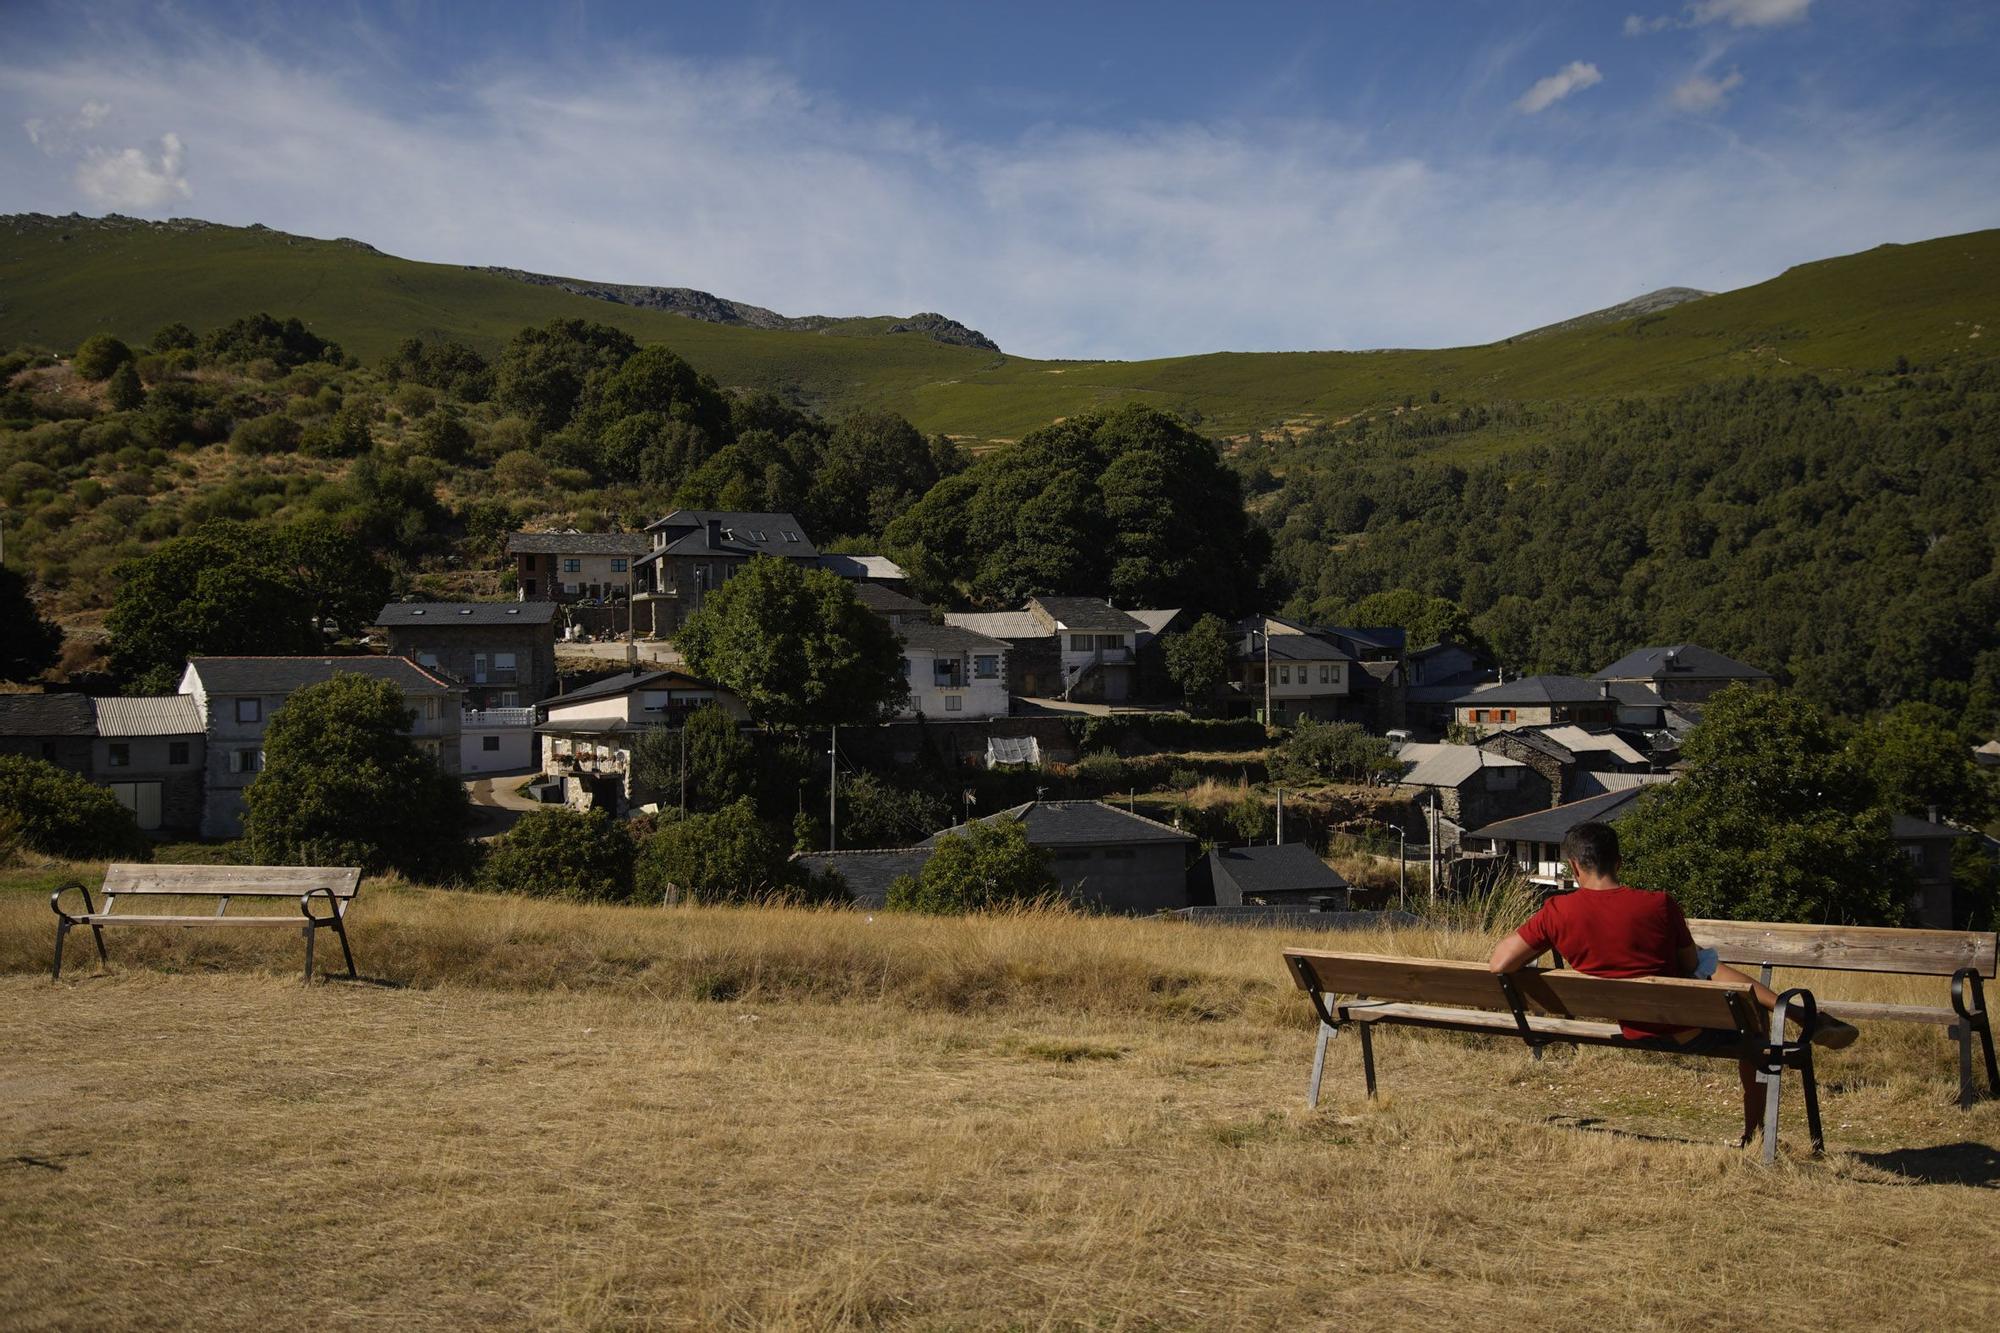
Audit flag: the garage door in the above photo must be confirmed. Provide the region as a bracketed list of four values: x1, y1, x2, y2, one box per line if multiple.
[108, 781, 163, 831]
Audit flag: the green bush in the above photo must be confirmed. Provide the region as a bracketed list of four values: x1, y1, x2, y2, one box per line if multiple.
[0, 754, 152, 860]
[884, 819, 1057, 914]
[73, 333, 135, 381]
[479, 807, 635, 902]
[229, 413, 303, 456]
[1270, 719, 1400, 786]
[633, 799, 809, 903]
[105, 362, 146, 411]
[1073, 749, 1132, 789]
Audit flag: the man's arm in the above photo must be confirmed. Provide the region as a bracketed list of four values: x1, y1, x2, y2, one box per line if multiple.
[1487, 931, 1544, 974]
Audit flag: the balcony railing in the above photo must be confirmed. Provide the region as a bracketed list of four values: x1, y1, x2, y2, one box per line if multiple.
[463, 708, 537, 728]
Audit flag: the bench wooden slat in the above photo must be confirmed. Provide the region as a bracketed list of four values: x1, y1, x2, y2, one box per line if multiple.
[1689, 919, 1998, 979]
[1818, 1000, 1960, 1026]
[79, 914, 307, 926]
[101, 863, 362, 898]
[1285, 952, 1512, 1010]
[1511, 969, 1747, 1031]
[1340, 1000, 1626, 1042]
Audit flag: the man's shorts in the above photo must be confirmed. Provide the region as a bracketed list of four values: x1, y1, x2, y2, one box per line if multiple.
[1692, 946, 1720, 980]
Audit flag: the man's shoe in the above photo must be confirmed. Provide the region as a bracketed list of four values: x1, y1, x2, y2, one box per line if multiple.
[1811, 1015, 1860, 1050]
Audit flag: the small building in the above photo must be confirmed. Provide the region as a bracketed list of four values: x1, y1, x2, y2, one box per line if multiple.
[179, 656, 463, 838]
[91, 696, 205, 833]
[507, 531, 650, 603]
[1592, 644, 1772, 706]
[1461, 785, 1663, 888]
[1892, 814, 1976, 929]
[1452, 675, 1617, 733]
[537, 668, 747, 811]
[1231, 616, 1356, 725]
[1195, 843, 1352, 908]
[817, 553, 910, 586]
[1403, 639, 1499, 735]
[942, 609, 1056, 697]
[0, 693, 96, 772]
[1395, 741, 1552, 835]
[853, 582, 932, 627]
[374, 600, 560, 708]
[896, 621, 1010, 721]
[631, 511, 820, 637]
[1027, 597, 1148, 703]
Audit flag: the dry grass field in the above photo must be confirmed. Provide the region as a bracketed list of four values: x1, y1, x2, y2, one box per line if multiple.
[4, 866, 1999, 1331]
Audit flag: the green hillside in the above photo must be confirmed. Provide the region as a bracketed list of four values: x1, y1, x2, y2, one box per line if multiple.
[2, 213, 1995, 441]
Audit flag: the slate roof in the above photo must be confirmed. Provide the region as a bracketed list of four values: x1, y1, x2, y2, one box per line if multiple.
[375, 601, 560, 627]
[1488, 730, 1576, 764]
[1604, 681, 1668, 710]
[1464, 786, 1659, 844]
[185, 656, 457, 696]
[899, 621, 1007, 654]
[944, 611, 1046, 640]
[1127, 608, 1185, 642]
[1314, 625, 1406, 657]
[1593, 644, 1771, 684]
[853, 583, 931, 617]
[1536, 726, 1648, 767]
[793, 848, 934, 908]
[93, 695, 203, 737]
[1891, 814, 1976, 842]
[1204, 844, 1350, 901]
[546, 669, 717, 708]
[1028, 597, 1147, 633]
[1453, 674, 1607, 706]
[1236, 632, 1356, 663]
[506, 531, 650, 556]
[1396, 743, 1527, 788]
[641, 510, 818, 559]
[0, 693, 95, 737]
[1567, 770, 1676, 799]
[925, 800, 1193, 848]
[818, 553, 909, 581]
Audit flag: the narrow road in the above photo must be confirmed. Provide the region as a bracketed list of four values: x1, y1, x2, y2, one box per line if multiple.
[464, 770, 544, 840]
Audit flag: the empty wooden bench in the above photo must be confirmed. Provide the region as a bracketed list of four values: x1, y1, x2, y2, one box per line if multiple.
[1283, 949, 1825, 1164]
[1688, 919, 1998, 1107]
[51, 863, 363, 985]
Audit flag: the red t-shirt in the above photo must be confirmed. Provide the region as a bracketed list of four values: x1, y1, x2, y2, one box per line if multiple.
[1515, 886, 1696, 1039]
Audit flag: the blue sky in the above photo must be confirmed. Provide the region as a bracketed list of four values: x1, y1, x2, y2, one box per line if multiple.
[3, 0, 1997, 359]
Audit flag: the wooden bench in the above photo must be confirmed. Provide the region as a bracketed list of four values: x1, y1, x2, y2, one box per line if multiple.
[1688, 919, 1998, 1108]
[51, 863, 363, 985]
[1283, 949, 1825, 1164]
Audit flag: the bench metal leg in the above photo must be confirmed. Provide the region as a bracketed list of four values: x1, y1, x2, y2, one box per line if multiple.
[52, 919, 67, 982]
[1798, 1051, 1824, 1156]
[1359, 1023, 1378, 1099]
[1757, 1065, 1782, 1166]
[331, 914, 357, 979]
[1308, 1021, 1335, 1108]
[302, 924, 316, 984]
[1955, 1023, 1976, 1109]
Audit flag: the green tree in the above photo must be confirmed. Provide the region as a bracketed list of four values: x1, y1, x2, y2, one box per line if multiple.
[813, 410, 942, 538]
[0, 754, 152, 860]
[105, 361, 146, 411]
[883, 818, 1057, 913]
[151, 322, 197, 352]
[634, 799, 800, 903]
[494, 318, 638, 432]
[1163, 613, 1232, 705]
[629, 703, 754, 812]
[1850, 702, 1996, 826]
[300, 405, 374, 458]
[1271, 719, 1400, 786]
[407, 407, 474, 462]
[73, 333, 135, 380]
[276, 517, 395, 639]
[1342, 588, 1482, 652]
[241, 674, 472, 879]
[107, 523, 321, 691]
[838, 771, 951, 847]
[675, 556, 908, 729]
[0, 565, 63, 682]
[1227, 790, 1273, 843]
[479, 808, 635, 902]
[1620, 686, 1913, 923]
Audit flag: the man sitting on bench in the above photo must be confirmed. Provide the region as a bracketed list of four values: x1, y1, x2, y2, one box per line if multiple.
[1486, 821, 1859, 1146]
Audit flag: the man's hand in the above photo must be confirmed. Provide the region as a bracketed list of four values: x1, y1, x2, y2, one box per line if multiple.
[1487, 932, 1541, 974]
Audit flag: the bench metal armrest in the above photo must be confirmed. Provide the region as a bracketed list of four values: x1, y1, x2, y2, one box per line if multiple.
[1950, 968, 1988, 1026]
[50, 882, 97, 924]
[299, 886, 343, 924]
[1766, 986, 1818, 1067]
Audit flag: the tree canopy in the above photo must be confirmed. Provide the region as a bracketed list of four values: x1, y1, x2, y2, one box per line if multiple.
[0, 565, 63, 682]
[480, 808, 635, 902]
[884, 818, 1057, 914]
[1162, 613, 1232, 704]
[0, 754, 151, 860]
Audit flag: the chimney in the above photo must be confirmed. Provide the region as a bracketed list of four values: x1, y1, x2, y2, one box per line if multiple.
[705, 518, 722, 547]
[1600, 681, 1612, 699]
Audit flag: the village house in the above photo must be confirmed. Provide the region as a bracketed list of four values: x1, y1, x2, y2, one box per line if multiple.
[1231, 615, 1357, 724]
[1593, 643, 1772, 706]
[940, 597, 1149, 703]
[0, 693, 205, 834]
[1461, 785, 1663, 888]
[0, 693, 95, 773]
[1451, 675, 1617, 733]
[895, 621, 1011, 721]
[178, 657, 463, 838]
[537, 668, 748, 811]
[853, 581, 932, 627]
[1477, 724, 1652, 805]
[507, 531, 650, 603]
[1394, 741, 1552, 842]
[1402, 639, 1499, 734]
[374, 601, 559, 708]
[1893, 813, 1976, 929]
[1192, 843, 1353, 909]
[630, 510, 820, 637]
[797, 800, 1197, 912]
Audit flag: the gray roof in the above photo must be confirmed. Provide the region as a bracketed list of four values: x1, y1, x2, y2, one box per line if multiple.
[925, 800, 1193, 849]
[0, 692, 95, 737]
[1593, 644, 1771, 684]
[794, 848, 933, 908]
[1029, 597, 1147, 633]
[1465, 787, 1656, 844]
[1485, 730, 1577, 764]
[900, 621, 1007, 653]
[944, 611, 1047, 640]
[375, 601, 560, 627]
[818, 553, 908, 581]
[93, 695, 202, 737]
[854, 583, 931, 617]
[1236, 632, 1355, 664]
[1204, 844, 1350, 899]
[1605, 681, 1668, 709]
[642, 510, 818, 559]
[1397, 743, 1527, 789]
[1568, 770, 1676, 799]
[547, 669, 717, 708]
[185, 656, 458, 696]
[506, 531, 650, 556]
[1891, 814, 1976, 842]
[1127, 608, 1185, 641]
[1453, 675, 1607, 706]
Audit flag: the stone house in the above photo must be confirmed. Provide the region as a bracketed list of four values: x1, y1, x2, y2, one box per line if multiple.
[1231, 616, 1357, 725]
[0, 693, 95, 773]
[1027, 597, 1147, 702]
[537, 668, 747, 811]
[0, 694, 204, 833]
[374, 600, 560, 708]
[941, 610, 1057, 698]
[507, 531, 650, 603]
[1477, 725, 1651, 806]
[179, 656, 463, 838]
[1395, 741, 1552, 836]
[631, 511, 820, 637]
[1451, 675, 1617, 733]
[1592, 644, 1772, 706]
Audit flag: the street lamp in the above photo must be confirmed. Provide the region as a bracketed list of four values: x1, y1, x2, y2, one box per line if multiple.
[1245, 625, 1271, 725]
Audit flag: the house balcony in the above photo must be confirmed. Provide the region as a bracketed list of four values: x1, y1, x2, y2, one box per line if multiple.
[463, 707, 537, 728]
[470, 668, 521, 685]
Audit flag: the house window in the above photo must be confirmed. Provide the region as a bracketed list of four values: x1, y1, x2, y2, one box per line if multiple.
[236, 698, 262, 724]
[611, 559, 628, 573]
[169, 741, 190, 765]
[944, 695, 963, 712]
[1331, 665, 1343, 685]
[229, 748, 262, 774]
[108, 743, 130, 768]
[495, 653, 516, 670]
[563, 558, 581, 573]
[482, 735, 501, 752]
[499, 691, 519, 707]
[1320, 665, 1332, 684]
[1070, 634, 1093, 651]
[973, 655, 999, 680]
[1278, 665, 1292, 685]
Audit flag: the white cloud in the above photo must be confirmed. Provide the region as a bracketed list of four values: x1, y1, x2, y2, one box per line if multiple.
[74, 132, 190, 210]
[1672, 68, 1746, 112]
[1690, 0, 1812, 27]
[24, 98, 113, 154]
[1624, 15, 1673, 36]
[1514, 61, 1604, 114]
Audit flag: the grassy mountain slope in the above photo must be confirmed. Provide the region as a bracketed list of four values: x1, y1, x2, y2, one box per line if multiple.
[4, 214, 1995, 441]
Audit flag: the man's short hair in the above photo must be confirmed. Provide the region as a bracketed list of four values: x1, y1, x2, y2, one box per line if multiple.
[1561, 821, 1621, 877]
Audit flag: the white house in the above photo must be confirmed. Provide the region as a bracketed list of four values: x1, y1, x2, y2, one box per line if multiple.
[896, 622, 1010, 720]
[179, 656, 463, 838]
[537, 668, 748, 811]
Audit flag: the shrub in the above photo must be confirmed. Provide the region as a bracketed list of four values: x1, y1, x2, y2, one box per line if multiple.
[480, 807, 635, 902]
[105, 362, 146, 411]
[1074, 749, 1132, 789]
[884, 819, 1056, 914]
[229, 413, 304, 456]
[837, 770, 951, 847]
[0, 754, 152, 860]
[634, 799, 802, 903]
[73, 333, 136, 380]
[492, 449, 548, 490]
[407, 408, 474, 462]
[1270, 719, 1400, 787]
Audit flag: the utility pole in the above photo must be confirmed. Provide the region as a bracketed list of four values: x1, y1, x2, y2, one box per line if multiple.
[827, 723, 838, 851]
[1262, 626, 1272, 725]
[1275, 786, 1284, 844]
[678, 724, 688, 812]
[1427, 794, 1440, 906]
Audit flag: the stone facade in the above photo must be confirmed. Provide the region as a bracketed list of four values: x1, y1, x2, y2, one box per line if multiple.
[380, 611, 559, 708]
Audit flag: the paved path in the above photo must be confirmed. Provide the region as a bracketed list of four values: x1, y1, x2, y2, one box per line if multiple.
[464, 770, 544, 839]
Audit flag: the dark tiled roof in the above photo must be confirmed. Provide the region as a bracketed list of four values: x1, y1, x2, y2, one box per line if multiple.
[1484, 730, 1577, 764]
[375, 601, 560, 627]
[1605, 681, 1668, 709]
[854, 583, 931, 617]
[793, 848, 933, 908]
[1235, 632, 1355, 664]
[186, 656, 457, 696]
[1593, 644, 1771, 684]
[1029, 597, 1147, 633]
[1314, 625, 1406, 657]
[1465, 787, 1656, 844]
[642, 510, 818, 559]
[925, 800, 1193, 848]
[1891, 814, 1976, 842]
[899, 621, 1007, 653]
[1205, 844, 1350, 898]
[506, 531, 650, 556]
[0, 692, 95, 737]
[1453, 674, 1607, 706]
[547, 669, 716, 707]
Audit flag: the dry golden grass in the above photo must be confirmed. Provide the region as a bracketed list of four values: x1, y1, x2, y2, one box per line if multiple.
[4, 865, 1999, 1331]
